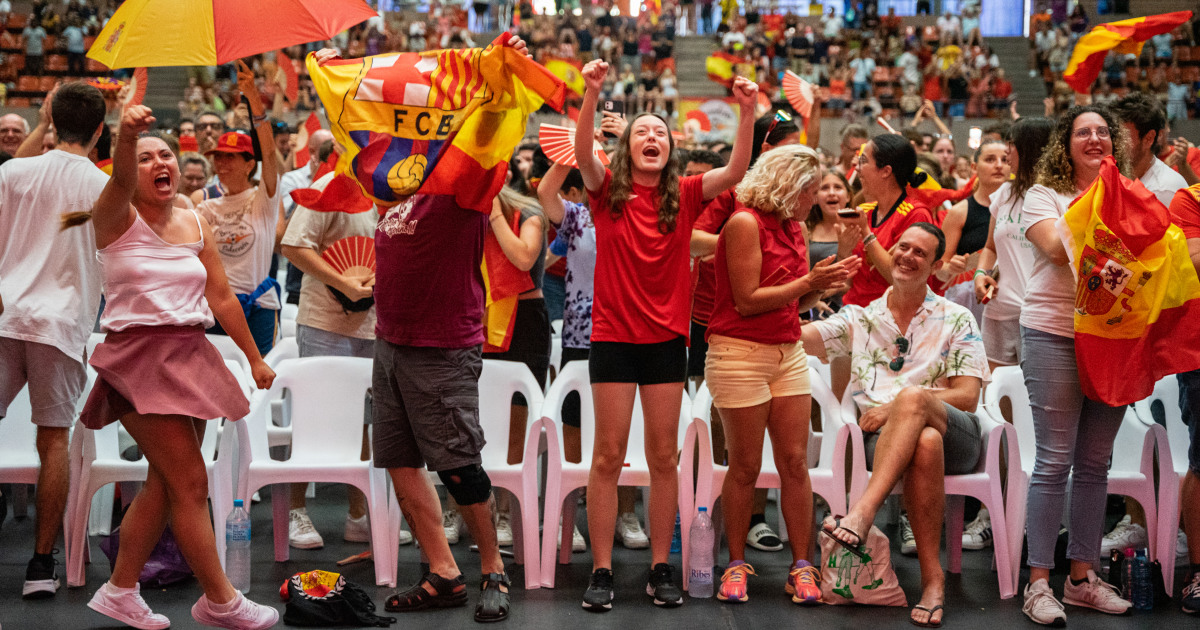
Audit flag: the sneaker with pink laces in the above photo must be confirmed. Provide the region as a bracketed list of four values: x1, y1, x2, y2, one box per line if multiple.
[785, 560, 822, 605]
[192, 591, 279, 629]
[716, 561, 755, 603]
[88, 582, 170, 630]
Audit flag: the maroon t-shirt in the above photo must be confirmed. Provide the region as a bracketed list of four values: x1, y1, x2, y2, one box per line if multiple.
[374, 193, 487, 348]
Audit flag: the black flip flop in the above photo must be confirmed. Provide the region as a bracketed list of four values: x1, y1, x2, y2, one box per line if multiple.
[820, 516, 870, 562]
[910, 604, 944, 628]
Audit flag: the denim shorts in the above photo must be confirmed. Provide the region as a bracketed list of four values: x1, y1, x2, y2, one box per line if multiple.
[1178, 368, 1200, 476]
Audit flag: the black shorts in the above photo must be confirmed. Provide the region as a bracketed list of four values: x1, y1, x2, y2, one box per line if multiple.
[485, 298, 551, 403]
[561, 346, 590, 370]
[589, 337, 687, 385]
[687, 320, 709, 378]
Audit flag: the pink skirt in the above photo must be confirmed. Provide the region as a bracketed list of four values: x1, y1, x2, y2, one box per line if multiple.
[80, 325, 250, 430]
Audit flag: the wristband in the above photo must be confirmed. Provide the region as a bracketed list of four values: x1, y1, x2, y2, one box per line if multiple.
[973, 269, 987, 279]
[862, 233, 877, 246]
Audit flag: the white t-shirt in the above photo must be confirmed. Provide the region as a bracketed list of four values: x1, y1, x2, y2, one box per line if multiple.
[197, 182, 281, 310]
[936, 15, 961, 35]
[280, 173, 378, 340]
[0, 151, 108, 360]
[1019, 184, 1080, 338]
[1140, 158, 1187, 208]
[821, 15, 841, 39]
[850, 57, 876, 83]
[896, 51, 920, 85]
[985, 182, 1035, 322]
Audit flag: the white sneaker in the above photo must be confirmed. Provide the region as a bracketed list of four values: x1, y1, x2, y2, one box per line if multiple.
[1023, 578, 1067, 626]
[495, 512, 514, 547]
[344, 513, 371, 543]
[1062, 569, 1132, 615]
[398, 528, 413, 546]
[1100, 515, 1147, 556]
[288, 508, 324, 549]
[571, 524, 586, 552]
[962, 508, 993, 550]
[616, 512, 649, 549]
[900, 514, 917, 556]
[442, 507, 460, 545]
[191, 591, 279, 630]
[88, 582, 170, 630]
[1179, 530, 1190, 558]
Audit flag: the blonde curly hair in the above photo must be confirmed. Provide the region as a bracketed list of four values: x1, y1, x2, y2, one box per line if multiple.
[1035, 106, 1131, 195]
[735, 144, 821, 220]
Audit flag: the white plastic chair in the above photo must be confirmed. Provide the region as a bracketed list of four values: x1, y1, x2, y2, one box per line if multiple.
[843, 376, 1023, 599]
[538, 361, 691, 588]
[0, 385, 50, 529]
[206, 333, 251, 376]
[1131, 376, 1183, 594]
[382, 360, 546, 589]
[212, 357, 396, 587]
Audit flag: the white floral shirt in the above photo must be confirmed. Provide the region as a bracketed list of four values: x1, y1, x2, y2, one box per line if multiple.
[812, 287, 990, 412]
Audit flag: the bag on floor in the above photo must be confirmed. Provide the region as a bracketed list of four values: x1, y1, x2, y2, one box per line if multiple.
[99, 525, 194, 588]
[818, 516, 907, 606]
[280, 570, 395, 627]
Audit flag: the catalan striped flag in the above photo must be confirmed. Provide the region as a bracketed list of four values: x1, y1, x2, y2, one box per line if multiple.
[1064, 11, 1193, 93]
[1058, 156, 1200, 405]
[306, 33, 565, 212]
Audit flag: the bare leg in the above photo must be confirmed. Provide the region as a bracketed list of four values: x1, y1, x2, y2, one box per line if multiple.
[719, 402, 769, 564]
[458, 495, 505, 578]
[765, 395, 813, 563]
[587, 382, 637, 571]
[119, 414, 237, 604]
[904, 427, 946, 627]
[33, 426, 70, 555]
[388, 466, 463, 595]
[1183, 472, 1200, 565]
[506, 403, 528, 466]
[639, 382, 685, 568]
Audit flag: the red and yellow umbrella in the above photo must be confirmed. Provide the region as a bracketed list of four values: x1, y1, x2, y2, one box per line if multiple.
[1063, 11, 1193, 94]
[87, 0, 378, 69]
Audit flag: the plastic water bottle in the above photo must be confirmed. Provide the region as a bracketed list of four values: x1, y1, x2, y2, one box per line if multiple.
[670, 513, 682, 554]
[226, 499, 251, 593]
[688, 507, 714, 598]
[1122, 548, 1136, 602]
[1131, 548, 1153, 610]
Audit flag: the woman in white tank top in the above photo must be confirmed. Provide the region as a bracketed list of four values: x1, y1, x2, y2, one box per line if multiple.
[77, 99, 280, 629]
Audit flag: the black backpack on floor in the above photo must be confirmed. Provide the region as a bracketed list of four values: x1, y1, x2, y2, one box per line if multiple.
[281, 570, 395, 627]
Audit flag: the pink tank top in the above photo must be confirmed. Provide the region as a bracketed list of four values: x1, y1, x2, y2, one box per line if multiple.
[97, 210, 214, 332]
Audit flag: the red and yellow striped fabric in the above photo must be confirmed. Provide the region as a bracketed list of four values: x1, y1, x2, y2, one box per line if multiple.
[1063, 11, 1193, 94]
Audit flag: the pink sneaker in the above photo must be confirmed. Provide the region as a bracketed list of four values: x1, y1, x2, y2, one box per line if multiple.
[192, 591, 279, 629]
[88, 582, 170, 630]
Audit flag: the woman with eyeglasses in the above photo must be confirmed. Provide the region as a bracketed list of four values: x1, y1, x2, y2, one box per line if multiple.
[704, 144, 859, 604]
[573, 57, 757, 611]
[1018, 106, 1134, 626]
[841, 133, 937, 307]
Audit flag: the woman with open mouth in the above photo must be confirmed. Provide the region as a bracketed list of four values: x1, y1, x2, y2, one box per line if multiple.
[571, 56, 757, 612]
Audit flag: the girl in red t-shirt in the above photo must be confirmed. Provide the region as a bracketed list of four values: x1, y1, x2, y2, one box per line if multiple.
[704, 145, 859, 604]
[572, 58, 757, 610]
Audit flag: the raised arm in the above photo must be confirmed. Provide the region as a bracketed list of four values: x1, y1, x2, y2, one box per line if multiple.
[701, 76, 758, 200]
[16, 86, 55, 158]
[238, 60, 277, 198]
[537, 162, 571, 225]
[576, 59, 609, 191]
[973, 214, 999, 302]
[90, 105, 152, 248]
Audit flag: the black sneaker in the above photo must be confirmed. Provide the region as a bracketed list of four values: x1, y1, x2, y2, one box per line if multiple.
[23, 551, 60, 599]
[646, 563, 683, 607]
[1183, 572, 1200, 615]
[582, 568, 614, 611]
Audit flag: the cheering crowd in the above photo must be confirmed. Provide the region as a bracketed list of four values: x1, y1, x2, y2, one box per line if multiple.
[5, 4, 1200, 630]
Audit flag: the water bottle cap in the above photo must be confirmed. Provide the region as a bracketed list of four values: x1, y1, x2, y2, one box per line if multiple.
[698, 507, 707, 513]
[1124, 547, 1134, 556]
[234, 499, 244, 507]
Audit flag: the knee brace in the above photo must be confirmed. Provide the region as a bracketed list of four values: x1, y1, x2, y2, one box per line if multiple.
[438, 464, 492, 506]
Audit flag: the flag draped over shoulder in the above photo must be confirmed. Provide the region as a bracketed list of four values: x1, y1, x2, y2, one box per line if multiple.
[1063, 11, 1192, 94]
[1057, 157, 1200, 406]
[482, 213, 534, 352]
[306, 33, 565, 212]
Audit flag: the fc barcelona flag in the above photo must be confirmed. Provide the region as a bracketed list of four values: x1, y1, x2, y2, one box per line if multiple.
[1057, 157, 1200, 406]
[306, 33, 566, 212]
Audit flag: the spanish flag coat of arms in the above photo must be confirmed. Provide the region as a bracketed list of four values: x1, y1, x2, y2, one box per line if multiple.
[1057, 157, 1200, 406]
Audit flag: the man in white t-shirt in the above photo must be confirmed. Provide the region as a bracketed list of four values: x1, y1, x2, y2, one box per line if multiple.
[821, 7, 841, 39]
[1112, 94, 1187, 207]
[936, 11, 961, 41]
[0, 83, 109, 599]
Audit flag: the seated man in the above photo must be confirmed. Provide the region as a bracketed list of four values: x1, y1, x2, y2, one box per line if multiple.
[801, 223, 989, 628]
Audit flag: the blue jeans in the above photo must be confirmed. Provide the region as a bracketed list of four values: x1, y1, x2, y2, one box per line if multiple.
[207, 307, 277, 357]
[1178, 368, 1200, 475]
[948, 102, 966, 118]
[1020, 326, 1126, 569]
[853, 80, 871, 100]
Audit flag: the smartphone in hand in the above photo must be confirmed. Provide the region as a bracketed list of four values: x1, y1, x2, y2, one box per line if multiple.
[601, 99, 625, 138]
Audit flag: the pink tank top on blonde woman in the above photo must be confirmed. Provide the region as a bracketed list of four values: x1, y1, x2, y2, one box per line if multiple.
[97, 210, 214, 332]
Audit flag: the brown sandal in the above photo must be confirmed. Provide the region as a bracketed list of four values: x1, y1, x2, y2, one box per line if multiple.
[384, 572, 467, 612]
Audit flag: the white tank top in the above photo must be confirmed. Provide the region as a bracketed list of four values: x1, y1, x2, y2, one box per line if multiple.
[97, 210, 214, 332]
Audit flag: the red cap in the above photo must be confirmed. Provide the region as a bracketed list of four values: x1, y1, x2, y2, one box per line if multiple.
[178, 135, 199, 153]
[205, 131, 254, 157]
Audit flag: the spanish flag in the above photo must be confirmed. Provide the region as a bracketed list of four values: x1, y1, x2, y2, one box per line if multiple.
[1057, 157, 1200, 406]
[543, 56, 585, 96]
[706, 51, 740, 88]
[306, 33, 565, 213]
[1064, 11, 1193, 94]
[482, 212, 535, 352]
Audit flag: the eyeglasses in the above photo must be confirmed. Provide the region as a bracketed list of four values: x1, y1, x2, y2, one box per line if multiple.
[764, 110, 793, 142]
[888, 335, 910, 372]
[196, 122, 224, 130]
[1072, 126, 1110, 141]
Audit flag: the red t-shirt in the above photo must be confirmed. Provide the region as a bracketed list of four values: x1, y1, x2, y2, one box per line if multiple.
[923, 74, 944, 102]
[588, 170, 706, 344]
[707, 206, 809, 345]
[842, 195, 935, 307]
[691, 190, 737, 326]
[1169, 184, 1200, 240]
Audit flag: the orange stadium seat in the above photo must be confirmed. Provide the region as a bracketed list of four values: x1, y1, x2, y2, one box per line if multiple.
[7, 13, 27, 29]
[85, 58, 106, 73]
[1176, 46, 1192, 61]
[45, 54, 67, 72]
[9, 53, 24, 71]
[7, 97, 31, 107]
[38, 75, 55, 91]
[42, 35, 56, 50]
[84, 36, 95, 49]
[17, 75, 38, 91]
